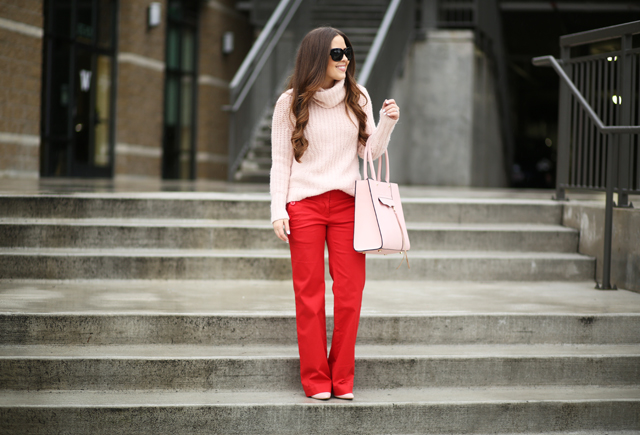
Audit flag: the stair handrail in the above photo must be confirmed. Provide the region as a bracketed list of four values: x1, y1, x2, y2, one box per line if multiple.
[228, 0, 291, 103]
[533, 37, 640, 289]
[533, 55, 640, 134]
[226, 0, 301, 111]
[359, 0, 402, 86]
[358, 0, 414, 111]
[225, 0, 310, 180]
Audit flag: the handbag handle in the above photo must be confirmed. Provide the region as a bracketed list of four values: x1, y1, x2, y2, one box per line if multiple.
[363, 144, 390, 183]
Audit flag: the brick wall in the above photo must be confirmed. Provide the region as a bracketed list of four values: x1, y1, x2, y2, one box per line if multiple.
[196, 0, 253, 180]
[114, 0, 167, 178]
[0, 0, 43, 179]
[115, 0, 254, 180]
[0, 0, 254, 181]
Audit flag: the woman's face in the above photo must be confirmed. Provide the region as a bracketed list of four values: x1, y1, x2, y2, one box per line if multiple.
[323, 35, 349, 88]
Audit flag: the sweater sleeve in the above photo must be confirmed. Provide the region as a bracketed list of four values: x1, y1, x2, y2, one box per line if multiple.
[269, 91, 295, 223]
[357, 85, 398, 160]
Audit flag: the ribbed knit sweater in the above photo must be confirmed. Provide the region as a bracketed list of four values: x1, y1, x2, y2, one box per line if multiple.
[270, 79, 398, 223]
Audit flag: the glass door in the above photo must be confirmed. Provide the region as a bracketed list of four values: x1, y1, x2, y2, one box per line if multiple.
[162, 0, 200, 180]
[41, 0, 117, 177]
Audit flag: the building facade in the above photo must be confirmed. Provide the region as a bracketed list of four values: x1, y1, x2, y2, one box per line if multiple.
[0, 0, 253, 180]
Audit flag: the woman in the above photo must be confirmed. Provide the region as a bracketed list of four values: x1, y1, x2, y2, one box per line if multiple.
[270, 27, 399, 400]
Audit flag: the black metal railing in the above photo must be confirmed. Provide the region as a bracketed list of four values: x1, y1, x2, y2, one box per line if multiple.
[224, 0, 311, 180]
[436, 0, 476, 28]
[358, 0, 414, 110]
[533, 20, 640, 290]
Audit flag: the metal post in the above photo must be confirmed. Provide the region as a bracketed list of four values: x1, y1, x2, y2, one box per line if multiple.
[619, 192, 630, 207]
[418, 0, 438, 40]
[227, 113, 237, 181]
[598, 134, 618, 290]
[554, 45, 571, 201]
[617, 33, 633, 208]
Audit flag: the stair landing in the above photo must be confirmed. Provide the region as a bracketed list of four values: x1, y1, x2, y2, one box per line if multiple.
[1, 279, 639, 315]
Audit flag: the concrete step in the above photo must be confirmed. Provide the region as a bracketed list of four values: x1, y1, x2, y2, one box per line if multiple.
[4, 280, 638, 345]
[4, 312, 639, 345]
[313, 11, 384, 20]
[1, 387, 638, 434]
[246, 148, 271, 160]
[313, 4, 387, 13]
[0, 195, 565, 224]
[0, 193, 273, 220]
[242, 156, 272, 166]
[0, 219, 579, 252]
[239, 161, 271, 172]
[0, 248, 594, 280]
[234, 170, 271, 183]
[331, 26, 379, 35]
[248, 144, 271, 156]
[1, 344, 638, 391]
[312, 20, 383, 29]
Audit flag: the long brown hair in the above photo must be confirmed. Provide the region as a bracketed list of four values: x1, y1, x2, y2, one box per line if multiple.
[287, 27, 369, 163]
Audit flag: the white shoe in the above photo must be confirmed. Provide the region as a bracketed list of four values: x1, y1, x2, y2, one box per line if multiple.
[335, 393, 354, 400]
[310, 392, 331, 400]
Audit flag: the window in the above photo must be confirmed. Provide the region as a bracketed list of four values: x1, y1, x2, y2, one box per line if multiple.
[162, 0, 200, 180]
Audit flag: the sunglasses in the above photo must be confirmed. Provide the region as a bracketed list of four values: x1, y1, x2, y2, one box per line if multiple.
[329, 47, 352, 62]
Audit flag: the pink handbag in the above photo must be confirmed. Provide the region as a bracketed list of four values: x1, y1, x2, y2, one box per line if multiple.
[353, 145, 410, 264]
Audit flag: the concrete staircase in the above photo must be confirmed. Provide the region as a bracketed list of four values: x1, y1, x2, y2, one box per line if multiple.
[234, 0, 389, 182]
[1, 191, 639, 434]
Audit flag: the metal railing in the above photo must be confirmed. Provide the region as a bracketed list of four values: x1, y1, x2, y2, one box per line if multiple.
[436, 0, 476, 28]
[359, 0, 415, 110]
[533, 20, 640, 290]
[224, 0, 311, 180]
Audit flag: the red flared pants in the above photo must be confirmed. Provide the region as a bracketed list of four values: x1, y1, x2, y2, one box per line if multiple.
[286, 190, 366, 397]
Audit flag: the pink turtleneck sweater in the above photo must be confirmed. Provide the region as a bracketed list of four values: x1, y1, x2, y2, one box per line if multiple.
[270, 79, 398, 223]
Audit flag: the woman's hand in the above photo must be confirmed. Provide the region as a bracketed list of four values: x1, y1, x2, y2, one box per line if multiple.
[273, 218, 290, 243]
[382, 99, 400, 121]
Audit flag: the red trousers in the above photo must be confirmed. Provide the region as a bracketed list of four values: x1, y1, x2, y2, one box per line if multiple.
[287, 190, 366, 396]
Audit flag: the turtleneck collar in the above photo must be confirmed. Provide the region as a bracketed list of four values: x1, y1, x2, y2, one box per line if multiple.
[313, 79, 346, 109]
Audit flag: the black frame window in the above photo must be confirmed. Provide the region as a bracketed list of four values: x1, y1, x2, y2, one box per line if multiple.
[41, 0, 118, 178]
[162, 0, 200, 180]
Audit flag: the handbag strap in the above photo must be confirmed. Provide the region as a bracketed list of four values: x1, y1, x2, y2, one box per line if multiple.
[362, 145, 410, 269]
[363, 144, 390, 183]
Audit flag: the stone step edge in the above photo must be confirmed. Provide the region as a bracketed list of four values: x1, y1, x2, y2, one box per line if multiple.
[0, 219, 577, 232]
[0, 249, 592, 259]
[1, 386, 639, 407]
[2, 343, 638, 358]
[0, 194, 563, 206]
[3, 312, 639, 318]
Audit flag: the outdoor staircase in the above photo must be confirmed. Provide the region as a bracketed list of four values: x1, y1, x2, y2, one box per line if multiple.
[1, 191, 640, 434]
[234, 0, 390, 182]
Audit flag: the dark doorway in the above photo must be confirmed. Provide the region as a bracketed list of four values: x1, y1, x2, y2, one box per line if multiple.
[41, 0, 118, 178]
[162, 0, 200, 180]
